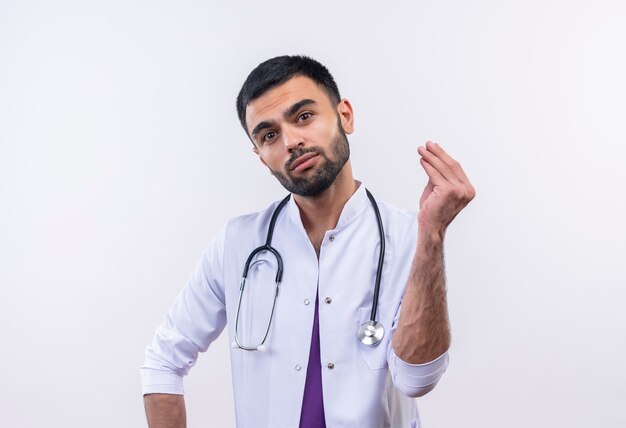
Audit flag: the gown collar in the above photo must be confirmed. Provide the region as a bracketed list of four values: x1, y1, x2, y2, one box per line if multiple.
[286, 181, 369, 232]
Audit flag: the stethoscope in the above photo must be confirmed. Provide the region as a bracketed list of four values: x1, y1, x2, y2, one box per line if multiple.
[232, 189, 386, 352]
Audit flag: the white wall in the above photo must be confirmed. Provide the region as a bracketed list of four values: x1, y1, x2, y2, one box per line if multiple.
[1, 1, 625, 427]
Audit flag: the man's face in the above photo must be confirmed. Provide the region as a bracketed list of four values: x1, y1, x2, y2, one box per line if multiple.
[245, 76, 354, 197]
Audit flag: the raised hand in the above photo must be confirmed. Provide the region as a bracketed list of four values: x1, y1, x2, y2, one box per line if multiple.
[417, 141, 476, 234]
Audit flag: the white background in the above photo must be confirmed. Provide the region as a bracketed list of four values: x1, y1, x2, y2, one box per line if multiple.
[1, 0, 625, 427]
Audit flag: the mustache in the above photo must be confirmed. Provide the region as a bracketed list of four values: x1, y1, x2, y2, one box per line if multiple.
[285, 147, 323, 171]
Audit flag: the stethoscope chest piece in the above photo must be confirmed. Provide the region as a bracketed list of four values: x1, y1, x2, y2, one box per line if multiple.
[358, 320, 385, 346]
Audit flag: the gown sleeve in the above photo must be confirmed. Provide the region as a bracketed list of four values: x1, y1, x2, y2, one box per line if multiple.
[141, 224, 228, 395]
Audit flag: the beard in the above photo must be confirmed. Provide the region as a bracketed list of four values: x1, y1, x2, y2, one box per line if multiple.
[270, 123, 350, 197]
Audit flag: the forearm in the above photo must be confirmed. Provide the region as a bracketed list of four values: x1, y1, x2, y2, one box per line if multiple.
[144, 393, 186, 428]
[391, 227, 450, 364]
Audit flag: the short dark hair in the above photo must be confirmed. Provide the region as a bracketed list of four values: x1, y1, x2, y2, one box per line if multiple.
[236, 55, 341, 133]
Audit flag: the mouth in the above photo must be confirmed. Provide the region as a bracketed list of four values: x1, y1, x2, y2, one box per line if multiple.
[289, 152, 319, 171]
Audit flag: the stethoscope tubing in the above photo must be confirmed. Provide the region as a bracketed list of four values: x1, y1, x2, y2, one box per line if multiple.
[233, 189, 386, 351]
[365, 189, 385, 324]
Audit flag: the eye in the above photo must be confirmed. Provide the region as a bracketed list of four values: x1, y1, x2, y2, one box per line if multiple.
[262, 131, 278, 143]
[297, 112, 312, 122]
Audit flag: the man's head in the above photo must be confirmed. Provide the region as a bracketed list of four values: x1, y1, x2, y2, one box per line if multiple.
[236, 55, 341, 131]
[236, 55, 355, 197]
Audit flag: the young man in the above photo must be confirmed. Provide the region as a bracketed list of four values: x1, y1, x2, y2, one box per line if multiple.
[142, 55, 475, 427]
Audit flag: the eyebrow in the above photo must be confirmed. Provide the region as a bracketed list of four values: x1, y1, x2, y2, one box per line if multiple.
[250, 98, 317, 138]
[285, 98, 316, 119]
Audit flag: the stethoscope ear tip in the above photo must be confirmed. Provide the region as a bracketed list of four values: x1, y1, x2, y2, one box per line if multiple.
[257, 344, 267, 352]
[231, 340, 239, 349]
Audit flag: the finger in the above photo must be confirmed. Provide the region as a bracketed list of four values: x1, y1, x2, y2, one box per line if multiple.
[426, 141, 469, 181]
[426, 141, 457, 165]
[418, 145, 462, 185]
[419, 157, 447, 186]
[425, 141, 471, 184]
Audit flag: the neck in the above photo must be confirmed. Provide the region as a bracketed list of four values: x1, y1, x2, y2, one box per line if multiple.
[292, 162, 358, 253]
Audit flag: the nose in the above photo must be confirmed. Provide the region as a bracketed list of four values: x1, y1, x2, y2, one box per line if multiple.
[281, 126, 304, 152]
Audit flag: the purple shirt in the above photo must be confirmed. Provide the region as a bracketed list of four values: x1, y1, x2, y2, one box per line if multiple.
[298, 294, 326, 428]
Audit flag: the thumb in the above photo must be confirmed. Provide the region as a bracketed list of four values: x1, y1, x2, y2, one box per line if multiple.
[419, 181, 434, 208]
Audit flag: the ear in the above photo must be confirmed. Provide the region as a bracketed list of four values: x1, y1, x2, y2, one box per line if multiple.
[252, 145, 264, 164]
[336, 99, 355, 134]
[252, 145, 273, 174]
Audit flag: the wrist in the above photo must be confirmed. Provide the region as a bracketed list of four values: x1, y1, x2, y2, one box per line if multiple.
[418, 223, 445, 242]
[416, 225, 445, 255]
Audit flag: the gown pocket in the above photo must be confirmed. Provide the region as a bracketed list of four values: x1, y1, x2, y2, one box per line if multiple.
[357, 302, 398, 370]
